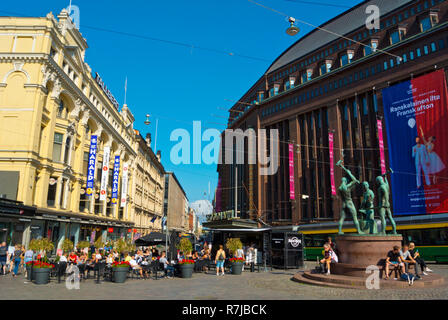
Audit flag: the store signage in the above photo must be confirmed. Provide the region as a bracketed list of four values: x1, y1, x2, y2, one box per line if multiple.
[100, 146, 111, 201]
[120, 162, 129, 207]
[382, 70, 448, 215]
[94, 72, 120, 110]
[288, 144, 295, 200]
[111, 155, 120, 204]
[107, 227, 113, 233]
[377, 119, 386, 175]
[288, 236, 302, 248]
[329, 132, 336, 195]
[86, 135, 98, 196]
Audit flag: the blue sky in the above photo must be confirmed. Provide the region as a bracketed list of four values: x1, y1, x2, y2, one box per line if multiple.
[2, 0, 363, 202]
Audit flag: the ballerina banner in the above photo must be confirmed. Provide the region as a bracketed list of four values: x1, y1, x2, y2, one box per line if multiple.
[382, 70, 448, 216]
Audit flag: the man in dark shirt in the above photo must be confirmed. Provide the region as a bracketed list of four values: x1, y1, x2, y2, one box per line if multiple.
[0, 242, 7, 275]
[385, 245, 405, 279]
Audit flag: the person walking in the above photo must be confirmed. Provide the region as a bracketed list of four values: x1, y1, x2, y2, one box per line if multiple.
[0, 242, 7, 275]
[215, 245, 226, 276]
[12, 245, 23, 277]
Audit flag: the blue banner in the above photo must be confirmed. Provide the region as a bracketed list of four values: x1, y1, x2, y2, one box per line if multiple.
[111, 155, 120, 204]
[86, 135, 98, 196]
[382, 71, 448, 215]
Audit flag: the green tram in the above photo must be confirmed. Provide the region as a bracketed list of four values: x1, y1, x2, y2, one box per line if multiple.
[299, 213, 448, 263]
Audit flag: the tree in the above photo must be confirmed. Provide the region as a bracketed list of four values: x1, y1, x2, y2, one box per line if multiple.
[61, 239, 74, 253]
[177, 238, 192, 256]
[225, 238, 242, 256]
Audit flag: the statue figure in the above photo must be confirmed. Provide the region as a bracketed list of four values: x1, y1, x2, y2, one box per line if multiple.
[376, 173, 397, 234]
[359, 182, 376, 234]
[336, 161, 364, 235]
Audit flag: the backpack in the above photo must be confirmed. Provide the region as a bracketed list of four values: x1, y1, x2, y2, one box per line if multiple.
[400, 273, 418, 284]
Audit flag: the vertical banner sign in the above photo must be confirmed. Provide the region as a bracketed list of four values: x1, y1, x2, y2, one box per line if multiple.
[99, 146, 111, 201]
[215, 178, 222, 213]
[329, 133, 336, 195]
[288, 144, 295, 200]
[120, 162, 129, 208]
[382, 70, 448, 216]
[377, 119, 387, 175]
[111, 155, 120, 204]
[90, 230, 96, 244]
[86, 135, 98, 196]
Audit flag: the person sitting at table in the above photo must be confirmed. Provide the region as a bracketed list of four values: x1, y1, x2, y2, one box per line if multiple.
[124, 252, 132, 262]
[105, 253, 114, 265]
[77, 252, 88, 279]
[178, 251, 185, 261]
[201, 248, 211, 272]
[59, 253, 68, 263]
[192, 251, 199, 261]
[68, 251, 78, 265]
[112, 250, 119, 261]
[85, 255, 96, 278]
[159, 251, 174, 278]
[129, 256, 143, 278]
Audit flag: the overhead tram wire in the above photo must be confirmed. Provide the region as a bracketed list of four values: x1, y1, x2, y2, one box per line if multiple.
[0, 8, 270, 63]
[245, 0, 403, 61]
[282, 0, 352, 9]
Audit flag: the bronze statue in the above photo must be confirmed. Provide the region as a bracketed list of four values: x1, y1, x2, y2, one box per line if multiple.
[336, 161, 364, 235]
[376, 173, 397, 234]
[359, 181, 376, 234]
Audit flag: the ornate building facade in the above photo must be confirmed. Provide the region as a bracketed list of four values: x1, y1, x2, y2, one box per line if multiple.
[0, 10, 165, 248]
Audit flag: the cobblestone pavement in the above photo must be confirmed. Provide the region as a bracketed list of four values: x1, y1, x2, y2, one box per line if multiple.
[0, 262, 447, 300]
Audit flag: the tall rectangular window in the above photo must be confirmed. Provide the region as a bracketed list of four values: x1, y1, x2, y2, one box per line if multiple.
[47, 177, 57, 207]
[52, 133, 63, 162]
[340, 54, 349, 66]
[420, 16, 432, 32]
[390, 30, 400, 44]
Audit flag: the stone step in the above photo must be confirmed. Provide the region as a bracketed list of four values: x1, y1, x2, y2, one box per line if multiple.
[293, 271, 445, 289]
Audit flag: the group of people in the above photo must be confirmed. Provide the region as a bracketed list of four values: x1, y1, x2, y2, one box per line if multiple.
[0, 242, 34, 278]
[385, 242, 433, 280]
[318, 237, 434, 282]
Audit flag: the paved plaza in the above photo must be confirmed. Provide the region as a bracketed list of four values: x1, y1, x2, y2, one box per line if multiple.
[0, 262, 447, 300]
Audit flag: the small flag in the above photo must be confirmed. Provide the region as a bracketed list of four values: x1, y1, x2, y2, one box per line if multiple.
[151, 216, 157, 223]
[162, 216, 167, 226]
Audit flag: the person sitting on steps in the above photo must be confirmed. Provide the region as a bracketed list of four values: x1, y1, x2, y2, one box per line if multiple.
[319, 243, 338, 275]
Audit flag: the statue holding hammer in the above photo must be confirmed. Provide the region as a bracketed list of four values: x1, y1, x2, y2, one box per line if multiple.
[336, 160, 364, 235]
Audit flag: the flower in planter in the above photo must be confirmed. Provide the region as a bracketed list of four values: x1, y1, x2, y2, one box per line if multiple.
[179, 259, 195, 265]
[111, 261, 130, 268]
[32, 261, 54, 269]
[229, 257, 245, 264]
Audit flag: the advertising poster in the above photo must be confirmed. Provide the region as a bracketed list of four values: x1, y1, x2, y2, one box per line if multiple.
[86, 135, 98, 196]
[99, 146, 111, 201]
[111, 155, 120, 204]
[382, 70, 448, 215]
[120, 162, 129, 207]
[328, 132, 336, 195]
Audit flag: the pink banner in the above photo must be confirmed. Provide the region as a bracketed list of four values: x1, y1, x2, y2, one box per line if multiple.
[288, 144, 295, 200]
[329, 133, 336, 195]
[377, 119, 386, 175]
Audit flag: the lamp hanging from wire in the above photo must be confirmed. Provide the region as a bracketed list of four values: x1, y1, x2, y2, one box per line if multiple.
[286, 17, 300, 36]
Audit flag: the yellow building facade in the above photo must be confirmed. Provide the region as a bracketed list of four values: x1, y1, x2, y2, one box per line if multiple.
[0, 10, 165, 249]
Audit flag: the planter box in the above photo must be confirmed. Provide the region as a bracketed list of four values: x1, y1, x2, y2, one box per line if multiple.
[231, 262, 244, 275]
[180, 264, 194, 278]
[112, 267, 129, 283]
[26, 265, 33, 281]
[33, 268, 51, 285]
